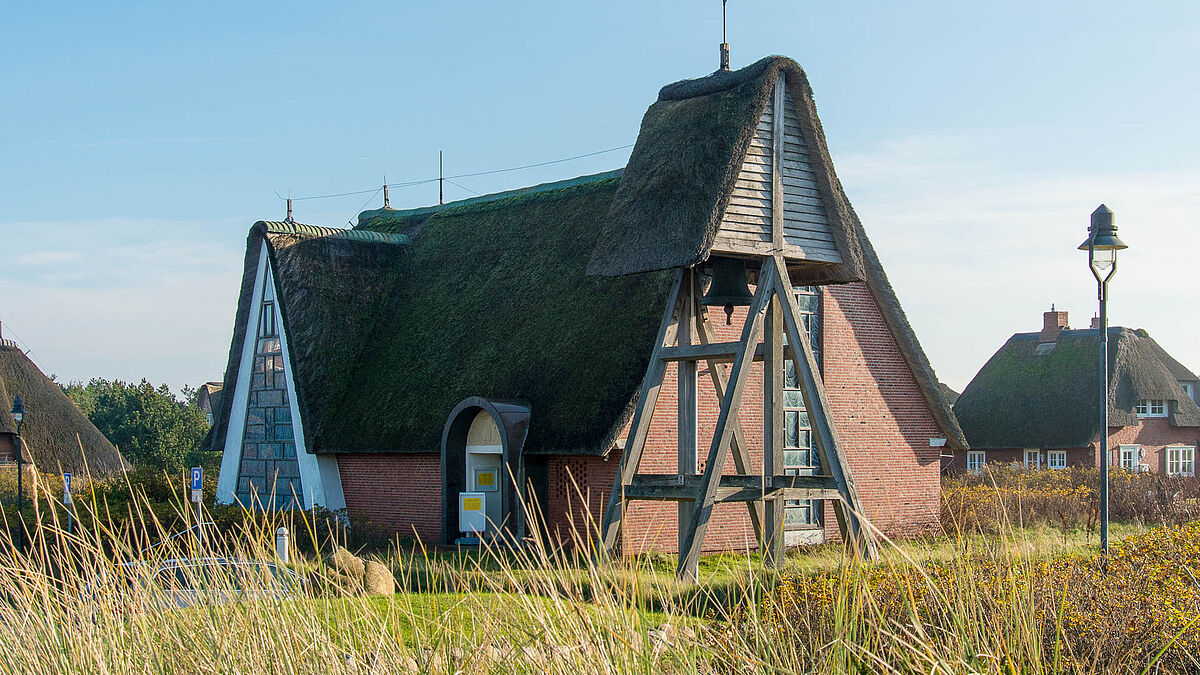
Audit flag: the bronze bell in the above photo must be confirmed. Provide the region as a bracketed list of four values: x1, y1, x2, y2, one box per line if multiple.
[700, 257, 754, 325]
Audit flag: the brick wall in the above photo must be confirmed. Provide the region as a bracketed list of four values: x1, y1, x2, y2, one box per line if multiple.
[544, 280, 944, 551]
[1092, 419, 1200, 472]
[338, 453, 441, 542]
[945, 418, 1200, 474]
[820, 282, 943, 539]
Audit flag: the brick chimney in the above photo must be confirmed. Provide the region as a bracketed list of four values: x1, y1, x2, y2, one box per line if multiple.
[1090, 315, 1102, 330]
[1040, 305, 1069, 343]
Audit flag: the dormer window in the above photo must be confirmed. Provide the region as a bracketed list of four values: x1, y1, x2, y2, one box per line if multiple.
[1182, 382, 1195, 399]
[1135, 399, 1167, 418]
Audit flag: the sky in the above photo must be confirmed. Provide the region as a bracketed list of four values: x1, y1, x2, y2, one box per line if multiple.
[1, 1, 1198, 395]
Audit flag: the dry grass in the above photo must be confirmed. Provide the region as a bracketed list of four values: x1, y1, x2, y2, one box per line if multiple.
[0, 475, 1196, 673]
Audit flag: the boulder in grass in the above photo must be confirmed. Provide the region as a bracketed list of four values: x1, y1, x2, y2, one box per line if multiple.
[363, 560, 396, 596]
[326, 546, 366, 580]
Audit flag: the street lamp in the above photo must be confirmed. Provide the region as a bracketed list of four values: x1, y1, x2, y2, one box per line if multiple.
[10, 396, 25, 512]
[1078, 204, 1127, 559]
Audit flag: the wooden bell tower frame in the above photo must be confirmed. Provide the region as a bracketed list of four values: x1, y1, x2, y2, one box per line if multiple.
[598, 253, 878, 581]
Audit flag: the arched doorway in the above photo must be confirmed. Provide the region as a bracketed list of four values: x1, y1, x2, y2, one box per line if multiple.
[440, 397, 531, 544]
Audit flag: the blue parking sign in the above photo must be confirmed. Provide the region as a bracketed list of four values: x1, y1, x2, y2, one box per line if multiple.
[63, 473, 72, 503]
[191, 467, 202, 491]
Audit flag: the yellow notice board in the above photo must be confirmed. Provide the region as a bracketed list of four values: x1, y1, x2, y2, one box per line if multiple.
[477, 472, 495, 487]
[462, 497, 483, 511]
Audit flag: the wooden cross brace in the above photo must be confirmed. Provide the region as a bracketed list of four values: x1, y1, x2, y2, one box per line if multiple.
[598, 255, 877, 581]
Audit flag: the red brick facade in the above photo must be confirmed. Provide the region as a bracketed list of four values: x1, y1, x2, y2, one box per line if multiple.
[946, 419, 1200, 474]
[337, 280, 946, 551]
[338, 453, 441, 542]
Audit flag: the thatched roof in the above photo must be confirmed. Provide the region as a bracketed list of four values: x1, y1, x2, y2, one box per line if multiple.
[0, 344, 129, 475]
[939, 383, 960, 406]
[208, 56, 966, 455]
[205, 221, 411, 452]
[328, 173, 675, 455]
[955, 327, 1200, 450]
[587, 55, 865, 285]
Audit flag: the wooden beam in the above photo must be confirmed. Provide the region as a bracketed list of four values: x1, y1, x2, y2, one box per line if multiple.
[676, 257, 777, 579]
[762, 295, 785, 568]
[769, 254, 878, 559]
[598, 269, 684, 557]
[677, 270, 698, 580]
[661, 341, 752, 362]
[625, 474, 838, 503]
[694, 297, 763, 544]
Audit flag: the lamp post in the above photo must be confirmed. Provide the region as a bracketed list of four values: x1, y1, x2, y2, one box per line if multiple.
[10, 396, 25, 512]
[1078, 204, 1127, 559]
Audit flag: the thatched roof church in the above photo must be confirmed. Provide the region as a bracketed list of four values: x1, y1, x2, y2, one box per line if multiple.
[211, 56, 961, 550]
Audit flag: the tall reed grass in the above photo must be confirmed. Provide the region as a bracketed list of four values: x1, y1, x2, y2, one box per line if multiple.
[0, 472, 1196, 673]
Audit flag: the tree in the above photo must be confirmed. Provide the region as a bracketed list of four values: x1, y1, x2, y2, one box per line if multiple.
[62, 379, 208, 471]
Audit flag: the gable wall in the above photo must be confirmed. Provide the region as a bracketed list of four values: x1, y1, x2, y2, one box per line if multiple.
[543, 280, 943, 551]
[712, 74, 842, 264]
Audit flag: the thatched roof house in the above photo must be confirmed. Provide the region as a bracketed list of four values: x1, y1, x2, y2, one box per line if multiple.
[951, 309, 1200, 473]
[0, 340, 128, 476]
[211, 55, 962, 549]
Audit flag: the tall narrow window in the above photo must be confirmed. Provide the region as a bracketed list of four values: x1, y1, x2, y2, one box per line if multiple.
[235, 263, 301, 509]
[782, 286, 821, 529]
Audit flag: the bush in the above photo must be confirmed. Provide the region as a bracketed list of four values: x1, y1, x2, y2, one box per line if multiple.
[737, 523, 1200, 672]
[942, 465, 1200, 534]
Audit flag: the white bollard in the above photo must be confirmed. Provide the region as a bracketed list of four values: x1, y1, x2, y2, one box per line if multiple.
[275, 527, 290, 564]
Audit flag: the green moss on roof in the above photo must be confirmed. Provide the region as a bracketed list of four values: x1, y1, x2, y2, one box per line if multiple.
[315, 175, 674, 454]
[956, 328, 1200, 450]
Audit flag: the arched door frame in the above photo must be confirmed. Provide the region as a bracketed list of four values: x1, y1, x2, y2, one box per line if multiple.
[440, 397, 531, 544]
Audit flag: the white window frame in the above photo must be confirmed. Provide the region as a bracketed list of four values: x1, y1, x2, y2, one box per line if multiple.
[1182, 382, 1194, 400]
[1167, 446, 1195, 477]
[966, 450, 986, 472]
[1136, 399, 1168, 418]
[1119, 445, 1140, 471]
[1047, 450, 1067, 469]
[1024, 449, 1040, 469]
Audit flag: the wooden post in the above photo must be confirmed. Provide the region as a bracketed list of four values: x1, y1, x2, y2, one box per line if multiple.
[676, 259, 777, 578]
[678, 270, 698, 581]
[762, 294, 785, 567]
[769, 255, 877, 559]
[694, 300, 763, 542]
[599, 270, 684, 557]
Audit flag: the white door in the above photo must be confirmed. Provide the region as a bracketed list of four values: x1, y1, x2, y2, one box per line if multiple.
[466, 452, 502, 534]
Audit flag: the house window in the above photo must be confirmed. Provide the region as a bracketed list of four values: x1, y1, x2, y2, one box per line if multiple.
[236, 263, 300, 510]
[1047, 450, 1067, 469]
[1024, 449, 1040, 469]
[1167, 446, 1195, 477]
[1136, 399, 1167, 418]
[782, 286, 821, 529]
[1119, 445, 1140, 471]
[1182, 382, 1195, 400]
[966, 450, 986, 472]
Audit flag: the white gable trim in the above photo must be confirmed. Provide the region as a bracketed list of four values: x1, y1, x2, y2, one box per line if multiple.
[215, 244, 346, 510]
[275, 271, 342, 510]
[216, 244, 268, 504]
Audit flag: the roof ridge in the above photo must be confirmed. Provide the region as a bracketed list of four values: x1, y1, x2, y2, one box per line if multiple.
[255, 221, 410, 245]
[356, 169, 623, 224]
